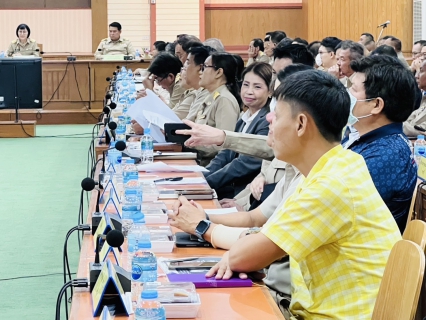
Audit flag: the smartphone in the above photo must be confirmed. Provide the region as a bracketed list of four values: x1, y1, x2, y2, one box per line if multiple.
[164, 123, 191, 144]
[175, 232, 213, 248]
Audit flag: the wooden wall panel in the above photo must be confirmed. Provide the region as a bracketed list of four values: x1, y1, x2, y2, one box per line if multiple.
[107, 0, 150, 51]
[92, 0, 108, 52]
[205, 8, 305, 46]
[0, 10, 92, 53]
[156, 0, 200, 42]
[205, 0, 301, 3]
[302, 0, 413, 53]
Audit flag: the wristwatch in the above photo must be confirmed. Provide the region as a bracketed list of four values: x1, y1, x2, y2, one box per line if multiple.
[195, 220, 212, 241]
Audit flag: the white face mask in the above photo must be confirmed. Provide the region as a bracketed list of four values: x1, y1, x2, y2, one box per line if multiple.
[315, 54, 322, 67]
[270, 97, 277, 112]
[346, 89, 375, 125]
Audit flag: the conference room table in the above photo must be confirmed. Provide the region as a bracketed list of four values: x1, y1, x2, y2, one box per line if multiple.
[69, 159, 285, 320]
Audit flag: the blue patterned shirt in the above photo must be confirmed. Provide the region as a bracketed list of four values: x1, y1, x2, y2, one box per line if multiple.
[342, 123, 417, 233]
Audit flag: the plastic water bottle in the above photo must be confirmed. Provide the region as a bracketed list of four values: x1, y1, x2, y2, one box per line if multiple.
[141, 128, 154, 164]
[414, 135, 426, 164]
[107, 141, 123, 172]
[131, 228, 157, 305]
[135, 49, 141, 59]
[135, 283, 166, 320]
[116, 116, 126, 141]
[123, 159, 139, 183]
[0, 51, 5, 58]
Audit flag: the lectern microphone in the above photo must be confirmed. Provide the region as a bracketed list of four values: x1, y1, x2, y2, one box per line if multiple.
[39, 50, 76, 61]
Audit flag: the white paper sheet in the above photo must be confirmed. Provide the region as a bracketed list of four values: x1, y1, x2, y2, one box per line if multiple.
[137, 161, 209, 172]
[154, 177, 207, 185]
[204, 207, 238, 215]
[126, 89, 182, 143]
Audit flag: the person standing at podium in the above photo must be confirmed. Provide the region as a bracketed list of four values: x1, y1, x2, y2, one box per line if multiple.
[94, 22, 135, 59]
[7, 24, 39, 57]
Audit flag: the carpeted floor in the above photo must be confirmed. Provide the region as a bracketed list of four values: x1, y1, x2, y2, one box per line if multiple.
[0, 125, 94, 319]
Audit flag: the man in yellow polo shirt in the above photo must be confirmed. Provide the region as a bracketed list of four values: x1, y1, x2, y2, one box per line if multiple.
[205, 69, 401, 319]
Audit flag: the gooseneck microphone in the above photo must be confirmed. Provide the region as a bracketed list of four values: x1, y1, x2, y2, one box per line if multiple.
[101, 140, 126, 173]
[78, 177, 98, 249]
[94, 230, 125, 264]
[62, 223, 91, 318]
[89, 229, 126, 292]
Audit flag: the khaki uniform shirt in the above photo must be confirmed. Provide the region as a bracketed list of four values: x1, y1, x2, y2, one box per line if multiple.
[235, 158, 288, 210]
[246, 51, 270, 67]
[194, 85, 240, 163]
[222, 131, 274, 160]
[186, 88, 209, 121]
[404, 97, 426, 137]
[169, 78, 186, 110]
[172, 89, 197, 120]
[95, 38, 135, 59]
[7, 38, 39, 57]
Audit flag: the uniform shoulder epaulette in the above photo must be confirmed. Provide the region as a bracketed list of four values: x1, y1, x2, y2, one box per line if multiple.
[213, 91, 221, 100]
[12, 39, 18, 44]
[175, 73, 181, 82]
[30, 39, 36, 43]
[102, 38, 108, 42]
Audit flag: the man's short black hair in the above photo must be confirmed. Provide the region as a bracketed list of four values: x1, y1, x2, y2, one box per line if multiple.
[188, 45, 213, 66]
[252, 38, 264, 52]
[321, 37, 342, 52]
[148, 52, 182, 78]
[264, 32, 273, 42]
[293, 38, 309, 46]
[370, 45, 397, 59]
[277, 64, 314, 83]
[388, 36, 402, 52]
[153, 41, 167, 52]
[307, 41, 321, 57]
[350, 55, 417, 122]
[273, 44, 315, 67]
[177, 35, 202, 53]
[414, 40, 426, 46]
[361, 33, 375, 43]
[109, 22, 122, 31]
[270, 31, 287, 44]
[338, 40, 364, 60]
[274, 70, 350, 142]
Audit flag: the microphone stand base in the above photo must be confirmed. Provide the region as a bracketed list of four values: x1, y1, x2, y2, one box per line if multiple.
[67, 56, 77, 62]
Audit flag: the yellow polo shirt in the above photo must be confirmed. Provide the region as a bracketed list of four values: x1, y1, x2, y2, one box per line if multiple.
[262, 145, 401, 319]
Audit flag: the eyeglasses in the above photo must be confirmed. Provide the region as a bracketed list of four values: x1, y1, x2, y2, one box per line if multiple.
[155, 76, 165, 84]
[200, 64, 217, 72]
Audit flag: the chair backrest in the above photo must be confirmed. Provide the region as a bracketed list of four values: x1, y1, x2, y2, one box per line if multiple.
[403, 220, 426, 320]
[372, 240, 425, 320]
[403, 220, 426, 251]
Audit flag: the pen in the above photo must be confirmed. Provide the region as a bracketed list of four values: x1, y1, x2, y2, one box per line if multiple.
[164, 257, 199, 263]
[154, 177, 183, 183]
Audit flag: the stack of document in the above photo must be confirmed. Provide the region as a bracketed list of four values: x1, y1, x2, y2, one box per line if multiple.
[137, 161, 208, 173]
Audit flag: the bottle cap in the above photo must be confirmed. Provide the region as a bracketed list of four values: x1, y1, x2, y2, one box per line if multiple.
[141, 289, 158, 299]
[118, 115, 125, 119]
[144, 128, 151, 135]
[418, 135, 425, 140]
[110, 141, 116, 147]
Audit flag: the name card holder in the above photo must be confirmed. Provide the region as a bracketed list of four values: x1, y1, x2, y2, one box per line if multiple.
[93, 213, 122, 251]
[91, 260, 132, 317]
[418, 156, 426, 181]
